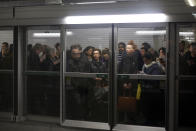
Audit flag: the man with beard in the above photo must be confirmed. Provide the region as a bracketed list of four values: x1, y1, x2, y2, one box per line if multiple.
[66, 44, 91, 120]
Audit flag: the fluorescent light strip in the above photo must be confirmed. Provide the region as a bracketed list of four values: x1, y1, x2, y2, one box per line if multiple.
[187, 0, 195, 7]
[136, 30, 166, 35]
[179, 32, 194, 36]
[33, 33, 60, 38]
[33, 32, 73, 37]
[185, 37, 195, 40]
[71, 1, 116, 5]
[64, 13, 168, 24]
[66, 31, 73, 35]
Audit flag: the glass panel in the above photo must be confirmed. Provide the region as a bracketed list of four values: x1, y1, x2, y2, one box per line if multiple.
[179, 80, 196, 127]
[117, 27, 166, 126]
[0, 30, 13, 70]
[65, 76, 109, 122]
[117, 27, 167, 74]
[64, 28, 110, 122]
[27, 29, 60, 71]
[27, 75, 59, 116]
[26, 27, 60, 117]
[178, 25, 196, 75]
[66, 28, 110, 73]
[117, 79, 165, 126]
[0, 30, 13, 113]
[0, 74, 13, 112]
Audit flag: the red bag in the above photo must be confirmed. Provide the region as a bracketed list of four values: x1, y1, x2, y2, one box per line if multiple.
[117, 96, 137, 112]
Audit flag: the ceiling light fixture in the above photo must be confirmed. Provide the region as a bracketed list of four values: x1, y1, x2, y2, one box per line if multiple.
[136, 30, 166, 35]
[33, 33, 60, 38]
[64, 13, 168, 24]
[33, 32, 73, 38]
[179, 32, 194, 36]
[186, 0, 196, 7]
[70, 1, 117, 5]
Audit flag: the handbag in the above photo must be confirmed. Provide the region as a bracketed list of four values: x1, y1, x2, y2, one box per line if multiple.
[117, 82, 137, 113]
[117, 96, 136, 112]
[117, 82, 142, 113]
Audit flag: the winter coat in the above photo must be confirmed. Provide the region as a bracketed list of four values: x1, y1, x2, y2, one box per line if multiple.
[119, 53, 138, 74]
[90, 60, 106, 73]
[142, 62, 164, 75]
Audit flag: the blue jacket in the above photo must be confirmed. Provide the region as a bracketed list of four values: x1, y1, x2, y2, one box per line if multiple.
[143, 62, 164, 75]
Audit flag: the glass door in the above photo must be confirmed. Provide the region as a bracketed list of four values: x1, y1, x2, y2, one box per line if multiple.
[24, 26, 60, 122]
[176, 23, 196, 130]
[115, 23, 167, 130]
[62, 25, 112, 129]
[0, 28, 14, 119]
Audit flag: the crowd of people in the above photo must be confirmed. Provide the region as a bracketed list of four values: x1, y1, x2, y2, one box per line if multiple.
[28, 43, 61, 71]
[0, 40, 167, 123]
[65, 40, 166, 75]
[1, 39, 195, 125]
[26, 40, 166, 75]
[0, 39, 195, 74]
[179, 41, 196, 75]
[63, 40, 167, 124]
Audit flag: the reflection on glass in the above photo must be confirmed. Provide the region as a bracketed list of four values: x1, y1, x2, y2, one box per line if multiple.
[27, 30, 60, 71]
[65, 77, 108, 122]
[117, 79, 165, 126]
[27, 76, 59, 116]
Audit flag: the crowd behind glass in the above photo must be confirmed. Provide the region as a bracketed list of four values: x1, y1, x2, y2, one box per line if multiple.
[0, 39, 196, 126]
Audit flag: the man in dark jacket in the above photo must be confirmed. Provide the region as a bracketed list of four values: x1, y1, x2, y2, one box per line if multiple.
[66, 44, 92, 120]
[89, 48, 108, 122]
[90, 48, 106, 73]
[67, 45, 90, 72]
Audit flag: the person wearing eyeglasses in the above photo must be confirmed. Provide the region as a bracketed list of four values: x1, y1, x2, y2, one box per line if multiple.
[66, 44, 91, 121]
